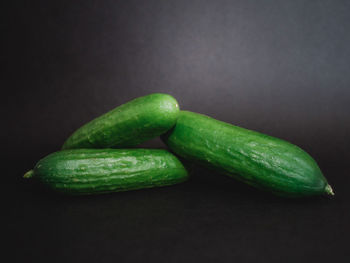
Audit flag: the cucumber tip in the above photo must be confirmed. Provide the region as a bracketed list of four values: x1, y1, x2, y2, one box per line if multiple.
[24, 170, 34, 179]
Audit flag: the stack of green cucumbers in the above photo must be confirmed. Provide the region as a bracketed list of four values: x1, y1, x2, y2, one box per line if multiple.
[25, 93, 334, 197]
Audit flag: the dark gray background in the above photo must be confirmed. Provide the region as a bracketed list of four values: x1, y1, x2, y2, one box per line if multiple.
[4, 1, 350, 262]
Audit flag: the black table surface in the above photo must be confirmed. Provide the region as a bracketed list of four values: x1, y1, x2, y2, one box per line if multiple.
[4, 1, 350, 262]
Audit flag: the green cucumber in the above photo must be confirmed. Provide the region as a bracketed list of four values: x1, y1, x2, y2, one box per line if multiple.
[62, 93, 179, 149]
[24, 149, 189, 195]
[162, 111, 333, 197]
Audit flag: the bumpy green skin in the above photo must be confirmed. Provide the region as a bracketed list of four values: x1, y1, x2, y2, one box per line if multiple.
[162, 111, 332, 197]
[28, 149, 189, 195]
[62, 93, 179, 149]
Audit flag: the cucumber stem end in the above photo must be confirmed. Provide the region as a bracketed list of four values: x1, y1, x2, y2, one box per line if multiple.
[325, 184, 334, 196]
